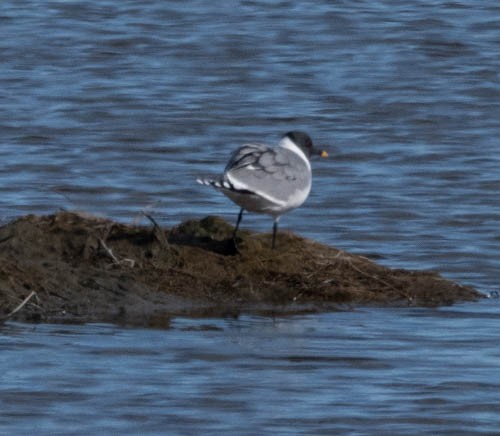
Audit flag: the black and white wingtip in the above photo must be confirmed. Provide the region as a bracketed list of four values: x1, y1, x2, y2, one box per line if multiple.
[196, 177, 233, 190]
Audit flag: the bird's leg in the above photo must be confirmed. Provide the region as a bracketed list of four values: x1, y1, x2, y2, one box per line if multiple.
[233, 208, 244, 241]
[229, 208, 245, 254]
[272, 217, 280, 249]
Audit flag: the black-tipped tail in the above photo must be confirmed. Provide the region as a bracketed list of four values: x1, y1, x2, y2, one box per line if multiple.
[196, 177, 233, 190]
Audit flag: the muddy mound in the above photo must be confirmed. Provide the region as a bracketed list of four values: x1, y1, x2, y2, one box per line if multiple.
[0, 212, 482, 326]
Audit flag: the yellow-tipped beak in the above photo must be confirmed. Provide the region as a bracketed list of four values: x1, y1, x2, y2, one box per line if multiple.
[320, 150, 329, 158]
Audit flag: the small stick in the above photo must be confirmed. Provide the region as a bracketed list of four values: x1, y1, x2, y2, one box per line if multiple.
[3, 291, 37, 321]
[98, 238, 135, 267]
[132, 201, 161, 226]
[143, 213, 169, 248]
[99, 238, 120, 264]
[143, 212, 161, 231]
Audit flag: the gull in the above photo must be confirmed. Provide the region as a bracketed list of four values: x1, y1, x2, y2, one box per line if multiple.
[197, 131, 327, 249]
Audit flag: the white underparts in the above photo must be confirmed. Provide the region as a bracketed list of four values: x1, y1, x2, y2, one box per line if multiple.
[225, 172, 287, 207]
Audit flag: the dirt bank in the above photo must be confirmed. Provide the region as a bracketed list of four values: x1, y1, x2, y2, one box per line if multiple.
[0, 211, 482, 326]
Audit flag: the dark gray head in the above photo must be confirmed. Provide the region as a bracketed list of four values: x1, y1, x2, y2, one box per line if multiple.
[283, 131, 328, 159]
[283, 131, 314, 157]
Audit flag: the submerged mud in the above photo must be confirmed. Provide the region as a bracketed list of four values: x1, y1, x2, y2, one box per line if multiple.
[0, 212, 482, 326]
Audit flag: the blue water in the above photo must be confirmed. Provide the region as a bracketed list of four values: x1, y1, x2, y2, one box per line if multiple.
[0, 0, 499, 433]
[2, 302, 500, 434]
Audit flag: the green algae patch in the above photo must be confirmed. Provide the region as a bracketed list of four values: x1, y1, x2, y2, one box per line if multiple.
[0, 211, 482, 326]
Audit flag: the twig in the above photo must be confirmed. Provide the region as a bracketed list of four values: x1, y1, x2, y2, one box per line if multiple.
[143, 212, 160, 229]
[98, 238, 136, 267]
[131, 201, 161, 226]
[99, 238, 120, 264]
[2, 291, 37, 321]
[143, 212, 169, 248]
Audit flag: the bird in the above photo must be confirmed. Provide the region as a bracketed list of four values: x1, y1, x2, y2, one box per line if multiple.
[197, 131, 327, 249]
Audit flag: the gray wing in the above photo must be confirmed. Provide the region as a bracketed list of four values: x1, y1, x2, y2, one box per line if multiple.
[224, 143, 268, 172]
[224, 144, 310, 200]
